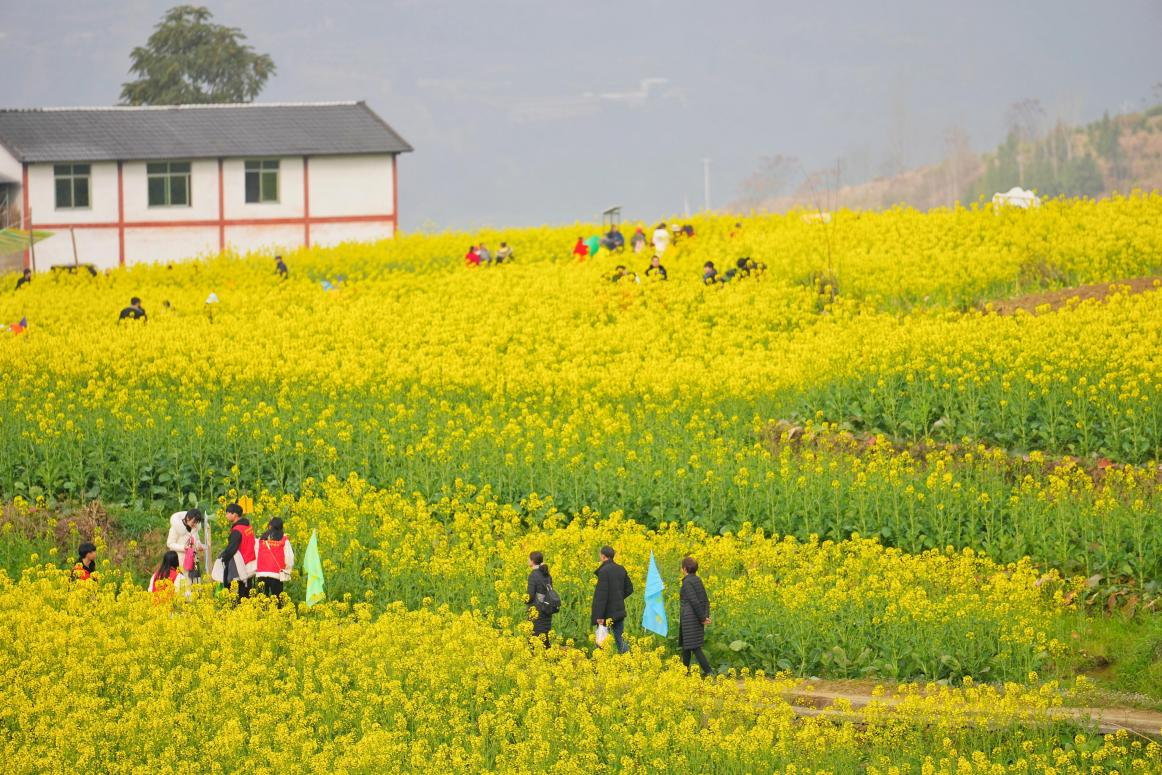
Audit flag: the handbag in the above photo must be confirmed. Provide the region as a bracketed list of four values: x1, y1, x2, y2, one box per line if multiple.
[595, 623, 609, 647]
[210, 558, 225, 583]
[182, 544, 196, 572]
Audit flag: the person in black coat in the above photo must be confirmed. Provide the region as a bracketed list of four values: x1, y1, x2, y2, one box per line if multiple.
[526, 551, 554, 648]
[679, 556, 713, 677]
[118, 297, 147, 321]
[591, 545, 634, 653]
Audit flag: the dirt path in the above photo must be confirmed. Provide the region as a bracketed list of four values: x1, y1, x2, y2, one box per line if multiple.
[783, 680, 1162, 736]
[986, 276, 1161, 316]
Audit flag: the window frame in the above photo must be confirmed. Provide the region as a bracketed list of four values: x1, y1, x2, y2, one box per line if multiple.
[244, 159, 281, 204]
[146, 161, 192, 208]
[53, 163, 92, 210]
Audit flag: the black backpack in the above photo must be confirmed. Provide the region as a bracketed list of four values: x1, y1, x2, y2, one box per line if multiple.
[536, 580, 561, 615]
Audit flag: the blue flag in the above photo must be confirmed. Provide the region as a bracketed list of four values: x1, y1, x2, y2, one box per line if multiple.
[641, 551, 668, 637]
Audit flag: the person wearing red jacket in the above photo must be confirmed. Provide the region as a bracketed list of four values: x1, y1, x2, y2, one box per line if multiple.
[572, 237, 589, 261]
[465, 245, 482, 267]
[218, 503, 256, 599]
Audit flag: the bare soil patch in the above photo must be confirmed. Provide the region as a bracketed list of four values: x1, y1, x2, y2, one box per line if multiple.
[985, 276, 1161, 316]
[783, 679, 1162, 736]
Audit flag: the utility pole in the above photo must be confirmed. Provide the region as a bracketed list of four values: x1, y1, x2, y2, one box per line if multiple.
[702, 158, 711, 212]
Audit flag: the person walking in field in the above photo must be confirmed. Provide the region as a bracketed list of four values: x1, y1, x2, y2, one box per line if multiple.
[275, 255, 288, 278]
[526, 550, 558, 648]
[591, 545, 633, 653]
[73, 541, 98, 581]
[652, 223, 670, 256]
[678, 556, 713, 677]
[573, 237, 589, 261]
[702, 261, 720, 285]
[495, 242, 513, 264]
[148, 550, 190, 601]
[630, 227, 647, 254]
[15, 268, 31, 290]
[255, 517, 294, 601]
[118, 297, 147, 321]
[645, 255, 668, 280]
[167, 509, 205, 581]
[218, 503, 256, 599]
[465, 245, 482, 267]
[478, 243, 493, 267]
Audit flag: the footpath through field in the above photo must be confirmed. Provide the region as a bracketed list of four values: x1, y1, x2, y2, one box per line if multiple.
[780, 680, 1162, 737]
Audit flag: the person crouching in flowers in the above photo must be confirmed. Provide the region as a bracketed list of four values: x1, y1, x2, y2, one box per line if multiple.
[255, 517, 294, 604]
[148, 550, 189, 602]
[679, 556, 713, 677]
[72, 541, 97, 581]
[526, 551, 558, 648]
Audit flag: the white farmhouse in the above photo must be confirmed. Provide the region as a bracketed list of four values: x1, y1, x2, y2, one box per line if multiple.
[0, 101, 412, 272]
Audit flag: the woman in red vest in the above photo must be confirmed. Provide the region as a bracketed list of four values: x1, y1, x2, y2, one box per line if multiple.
[148, 550, 189, 602]
[218, 503, 257, 599]
[255, 517, 295, 603]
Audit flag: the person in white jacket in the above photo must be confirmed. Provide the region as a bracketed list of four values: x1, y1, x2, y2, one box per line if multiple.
[255, 517, 295, 603]
[167, 509, 205, 579]
[652, 223, 670, 256]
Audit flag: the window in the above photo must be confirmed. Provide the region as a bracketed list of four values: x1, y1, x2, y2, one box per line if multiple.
[54, 164, 91, 209]
[147, 162, 191, 207]
[245, 159, 280, 203]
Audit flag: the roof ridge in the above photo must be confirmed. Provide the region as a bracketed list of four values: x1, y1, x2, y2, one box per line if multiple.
[0, 101, 364, 113]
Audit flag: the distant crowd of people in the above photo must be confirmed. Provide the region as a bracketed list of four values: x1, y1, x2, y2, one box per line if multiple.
[71, 504, 294, 604]
[465, 242, 514, 267]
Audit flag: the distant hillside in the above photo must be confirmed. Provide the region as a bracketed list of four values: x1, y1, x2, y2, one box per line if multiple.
[738, 105, 1162, 213]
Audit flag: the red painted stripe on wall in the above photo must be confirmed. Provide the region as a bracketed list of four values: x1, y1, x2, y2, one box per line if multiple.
[217, 159, 225, 252]
[32, 214, 397, 231]
[392, 154, 399, 235]
[303, 156, 311, 248]
[21, 163, 29, 270]
[117, 161, 125, 266]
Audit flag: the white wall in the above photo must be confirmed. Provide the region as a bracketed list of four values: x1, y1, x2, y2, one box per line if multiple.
[122, 159, 218, 222]
[308, 154, 394, 217]
[222, 157, 305, 219]
[27, 161, 119, 224]
[125, 226, 219, 266]
[226, 223, 304, 256]
[311, 220, 394, 248]
[27, 228, 120, 271]
[0, 146, 20, 185]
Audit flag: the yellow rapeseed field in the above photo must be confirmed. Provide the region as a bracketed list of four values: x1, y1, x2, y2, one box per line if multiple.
[2, 194, 1162, 771]
[1, 567, 1157, 774]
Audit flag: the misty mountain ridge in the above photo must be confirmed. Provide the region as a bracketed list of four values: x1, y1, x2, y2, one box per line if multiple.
[735, 104, 1162, 213]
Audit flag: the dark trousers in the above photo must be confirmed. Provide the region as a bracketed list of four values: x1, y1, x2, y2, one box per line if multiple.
[257, 578, 284, 598]
[224, 577, 252, 600]
[682, 647, 712, 676]
[610, 617, 628, 653]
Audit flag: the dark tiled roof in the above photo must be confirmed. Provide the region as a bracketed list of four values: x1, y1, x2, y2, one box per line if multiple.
[0, 102, 413, 162]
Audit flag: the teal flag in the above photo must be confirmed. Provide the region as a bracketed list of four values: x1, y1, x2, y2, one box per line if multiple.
[304, 529, 326, 607]
[641, 551, 668, 637]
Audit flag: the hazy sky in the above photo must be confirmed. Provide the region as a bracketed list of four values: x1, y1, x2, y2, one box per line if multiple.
[2, 0, 1160, 229]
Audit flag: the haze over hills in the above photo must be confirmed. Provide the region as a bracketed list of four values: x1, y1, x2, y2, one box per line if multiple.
[734, 102, 1162, 213]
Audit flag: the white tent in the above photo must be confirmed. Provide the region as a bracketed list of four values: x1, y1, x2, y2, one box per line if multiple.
[992, 186, 1041, 209]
